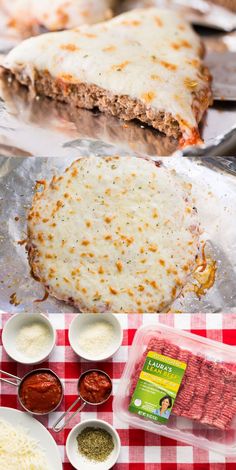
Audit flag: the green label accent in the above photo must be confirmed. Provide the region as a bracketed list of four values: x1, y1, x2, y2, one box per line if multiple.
[129, 351, 186, 423]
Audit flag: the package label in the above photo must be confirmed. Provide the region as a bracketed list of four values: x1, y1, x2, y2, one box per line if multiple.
[129, 351, 187, 423]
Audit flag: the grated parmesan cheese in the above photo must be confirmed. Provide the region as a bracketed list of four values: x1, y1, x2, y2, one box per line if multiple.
[0, 418, 50, 470]
[78, 320, 115, 356]
[16, 322, 51, 358]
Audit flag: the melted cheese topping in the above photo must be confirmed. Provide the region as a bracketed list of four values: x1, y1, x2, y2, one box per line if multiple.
[27, 156, 200, 313]
[4, 8, 211, 141]
[3, 0, 114, 30]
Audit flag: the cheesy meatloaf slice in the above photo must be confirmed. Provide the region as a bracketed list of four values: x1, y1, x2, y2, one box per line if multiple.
[27, 156, 200, 313]
[1, 0, 115, 35]
[2, 8, 212, 146]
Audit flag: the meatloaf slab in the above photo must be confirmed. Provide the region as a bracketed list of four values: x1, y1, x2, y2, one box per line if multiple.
[131, 338, 236, 430]
[2, 8, 212, 147]
[1, 0, 115, 35]
[26, 156, 200, 313]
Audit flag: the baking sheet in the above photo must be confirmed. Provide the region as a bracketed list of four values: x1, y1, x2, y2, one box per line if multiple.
[0, 32, 236, 157]
[0, 156, 236, 314]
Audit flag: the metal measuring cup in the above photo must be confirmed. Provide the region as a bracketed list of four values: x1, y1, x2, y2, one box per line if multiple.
[52, 368, 112, 432]
[0, 368, 64, 415]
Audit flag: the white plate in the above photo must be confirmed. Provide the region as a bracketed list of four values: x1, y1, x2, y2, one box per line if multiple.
[0, 407, 62, 470]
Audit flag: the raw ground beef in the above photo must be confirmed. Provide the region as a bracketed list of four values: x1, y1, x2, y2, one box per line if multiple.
[130, 338, 236, 430]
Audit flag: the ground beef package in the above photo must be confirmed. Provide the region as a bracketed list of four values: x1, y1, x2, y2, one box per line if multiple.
[114, 324, 236, 457]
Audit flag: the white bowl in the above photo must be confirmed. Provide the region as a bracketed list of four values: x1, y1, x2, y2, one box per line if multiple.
[2, 313, 56, 365]
[69, 314, 123, 361]
[66, 419, 121, 470]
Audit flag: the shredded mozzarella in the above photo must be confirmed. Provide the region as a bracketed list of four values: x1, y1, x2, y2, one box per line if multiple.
[0, 418, 50, 470]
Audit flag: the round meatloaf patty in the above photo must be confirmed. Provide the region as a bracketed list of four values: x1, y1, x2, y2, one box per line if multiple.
[27, 157, 200, 313]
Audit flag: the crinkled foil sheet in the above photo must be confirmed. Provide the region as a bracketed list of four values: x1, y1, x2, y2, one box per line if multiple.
[0, 5, 236, 156]
[0, 156, 235, 314]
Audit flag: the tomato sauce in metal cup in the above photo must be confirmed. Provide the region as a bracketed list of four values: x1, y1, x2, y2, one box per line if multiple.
[19, 369, 63, 414]
[52, 369, 112, 432]
[78, 370, 112, 404]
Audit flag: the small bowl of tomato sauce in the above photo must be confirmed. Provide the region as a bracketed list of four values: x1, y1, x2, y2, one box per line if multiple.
[53, 369, 112, 432]
[19, 368, 63, 415]
[78, 369, 112, 405]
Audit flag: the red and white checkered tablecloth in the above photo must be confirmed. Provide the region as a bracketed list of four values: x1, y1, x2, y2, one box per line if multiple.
[1, 313, 236, 470]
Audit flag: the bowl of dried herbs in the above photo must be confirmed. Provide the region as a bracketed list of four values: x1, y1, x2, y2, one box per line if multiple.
[66, 419, 121, 469]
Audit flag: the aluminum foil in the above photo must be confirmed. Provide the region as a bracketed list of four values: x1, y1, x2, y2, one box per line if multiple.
[0, 156, 236, 314]
[0, 31, 236, 157]
[121, 0, 236, 31]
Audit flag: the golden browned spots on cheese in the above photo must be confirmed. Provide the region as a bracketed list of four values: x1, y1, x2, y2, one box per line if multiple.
[37, 233, 44, 242]
[138, 285, 145, 292]
[98, 265, 104, 274]
[116, 260, 123, 272]
[104, 234, 112, 240]
[120, 235, 134, 246]
[186, 207, 192, 213]
[83, 33, 97, 38]
[142, 91, 156, 103]
[172, 40, 191, 50]
[149, 244, 158, 252]
[159, 259, 165, 266]
[59, 73, 74, 82]
[155, 16, 163, 27]
[140, 247, 145, 254]
[71, 167, 78, 177]
[172, 286, 177, 297]
[103, 45, 116, 52]
[69, 247, 75, 253]
[182, 264, 189, 272]
[122, 19, 141, 26]
[105, 188, 111, 195]
[105, 216, 113, 224]
[64, 193, 69, 198]
[153, 209, 158, 218]
[150, 74, 160, 81]
[86, 221, 91, 228]
[147, 306, 156, 312]
[60, 43, 80, 52]
[150, 280, 158, 289]
[160, 61, 177, 71]
[63, 277, 70, 283]
[42, 218, 49, 223]
[109, 286, 118, 295]
[184, 77, 198, 89]
[127, 289, 134, 297]
[81, 240, 90, 246]
[112, 61, 130, 72]
[186, 58, 200, 68]
[61, 240, 66, 247]
[82, 287, 87, 293]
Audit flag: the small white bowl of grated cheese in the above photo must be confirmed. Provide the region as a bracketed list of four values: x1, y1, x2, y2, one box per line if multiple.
[2, 313, 56, 365]
[69, 314, 123, 362]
